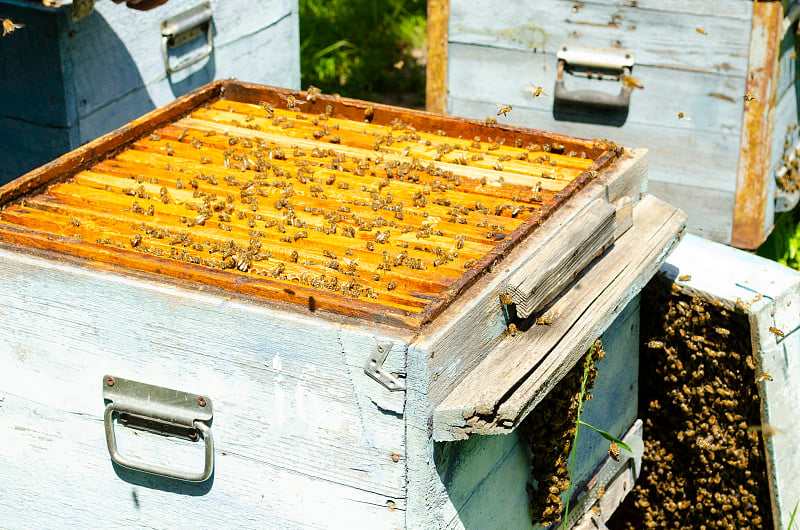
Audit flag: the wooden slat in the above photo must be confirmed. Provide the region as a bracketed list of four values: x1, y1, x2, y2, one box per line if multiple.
[731, 1, 784, 249]
[433, 194, 687, 441]
[426, 0, 450, 114]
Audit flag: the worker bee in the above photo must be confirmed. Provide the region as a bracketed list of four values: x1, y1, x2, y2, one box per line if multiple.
[696, 28, 708, 35]
[496, 104, 512, 116]
[526, 84, 548, 98]
[675, 111, 692, 120]
[2, 18, 25, 37]
[364, 106, 375, 121]
[742, 94, 757, 102]
[756, 373, 773, 382]
[130, 234, 142, 248]
[536, 317, 551, 326]
[279, 93, 303, 109]
[485, 117, 498, 125]
[647, 340, 664, 349]
[508, 323, 519, 337]
[608, 442, 620, 461]
[306, 85, 322, 103]
[677, 274, 692, 281]
[70, 218, 81, 227]
[620, 72, 644, 89]
[768, 326, 785, 338]
[165, 143, 174, 156]
[387, 280, 397, 291]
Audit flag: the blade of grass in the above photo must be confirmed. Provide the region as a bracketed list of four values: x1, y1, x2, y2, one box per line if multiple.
[563, 342, 596, 529]
[789, 497, 800, 529]
[579, 421, 632, 453]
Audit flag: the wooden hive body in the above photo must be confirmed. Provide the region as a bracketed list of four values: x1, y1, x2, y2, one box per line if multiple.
[0, 80, 685, 528]
[0, 0, 300, 184]
[429, 0, 799, 249]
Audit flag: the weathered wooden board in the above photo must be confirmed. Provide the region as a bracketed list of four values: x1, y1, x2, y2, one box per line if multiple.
[433, 194, 685, 441]
[0, 247, 408, 528]
[405, 295, 641, 529]
[418, 148, 647, 412]
[661, 234, 800, 530]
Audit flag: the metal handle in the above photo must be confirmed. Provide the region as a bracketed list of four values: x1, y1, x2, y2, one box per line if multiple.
[102, 376, 214, 482]
[161, 2, 214, 74]
[554, 45, 635, 111]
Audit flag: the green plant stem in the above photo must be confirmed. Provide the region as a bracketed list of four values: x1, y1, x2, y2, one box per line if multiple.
[578, 421, 632, 453]
[563, 343, 595, 529]
[789, 497, 800, 529]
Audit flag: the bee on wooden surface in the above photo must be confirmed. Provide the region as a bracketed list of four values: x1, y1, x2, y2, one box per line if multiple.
[70, 218, 80, 227]
[305, 85, 322, 103]
[696, 28, 708, 35]
[742, 93, 757, 102]
[485, 116, 498, 125]
[279, 93, 303, 109]
[387, 280, 397, 291]
[508, 323, 519, 337]
[463, 258, 477, 269]
[608, 442, 620, 461]
[2, 18, 25, 37]
[675, 111, 692, 120]
[496, 104, 513, 116]
[166, 143, 174, 156]
[768, 326, 785, 338]
[620, 73, 644, 90]
[364, 106, 375, 121]
[130, 234, 142, 248]
[536, 317, 551, 326]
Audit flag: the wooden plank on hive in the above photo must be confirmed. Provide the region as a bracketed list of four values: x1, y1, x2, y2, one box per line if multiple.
[433, 194, 687, 441]
[426, 0, 450, 114]
[731, 0, 784, 249]
[659, 234, 800, 530]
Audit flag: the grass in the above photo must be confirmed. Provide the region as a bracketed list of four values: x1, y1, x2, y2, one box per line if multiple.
[758, 207, 800, 270]
[299, 0, 427, 107]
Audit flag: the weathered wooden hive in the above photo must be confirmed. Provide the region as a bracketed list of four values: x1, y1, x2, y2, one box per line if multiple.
[428, 0, 800, 249]
[0, 80, 685, 528]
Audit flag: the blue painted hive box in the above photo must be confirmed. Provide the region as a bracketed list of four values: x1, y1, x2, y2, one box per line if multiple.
[0, 0, 300, 184]
[0, 80, 685, 528]
[431, 0, 800, 249]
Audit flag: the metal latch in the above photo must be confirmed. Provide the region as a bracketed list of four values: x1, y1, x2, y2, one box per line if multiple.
[160, 3, 214, 74]
[102, 375, 214, 482]
[555, 44, 636, 112]
[364, 342, 406, 391]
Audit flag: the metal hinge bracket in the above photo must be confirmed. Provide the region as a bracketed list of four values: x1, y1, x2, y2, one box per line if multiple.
[364, 342, 406, 391]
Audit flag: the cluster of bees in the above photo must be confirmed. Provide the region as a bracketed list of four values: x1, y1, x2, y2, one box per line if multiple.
[1, 93, 596, 312]
[776, 123, 800, 195]
[621, 276, 773, 529]
[518, 340, 606, 525]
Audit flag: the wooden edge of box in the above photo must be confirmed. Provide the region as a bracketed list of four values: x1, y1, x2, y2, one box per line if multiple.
[0, 80, 226, 207]
[418, 148, 647, 409]
[432, 194, 686, 442]
[657, 233, 800, 529]
[426, 0, 450, 114]
[731, 0, 784, 250]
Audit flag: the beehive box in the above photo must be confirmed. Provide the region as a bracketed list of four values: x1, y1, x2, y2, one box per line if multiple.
[0, 80, 685, 528]
[428, 0, 799, 249]
[0, 0, 300, 184]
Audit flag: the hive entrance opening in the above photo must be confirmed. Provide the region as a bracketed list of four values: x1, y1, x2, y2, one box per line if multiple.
[0, 91, 608, 328]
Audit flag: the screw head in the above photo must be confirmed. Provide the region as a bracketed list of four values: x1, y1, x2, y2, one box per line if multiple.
[197, 396, 206, 407]
[105, 376, 115, 387]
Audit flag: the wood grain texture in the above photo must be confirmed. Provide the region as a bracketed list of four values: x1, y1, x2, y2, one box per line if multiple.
[448, 0, 751, 74]
[731, 1, 784, 249]
[419, 148, 647, 413]
[426, 0, 450, 114]
[661, 234, 800, 530]
[433, 194, 686, 441]
[0, 247, 409, 527]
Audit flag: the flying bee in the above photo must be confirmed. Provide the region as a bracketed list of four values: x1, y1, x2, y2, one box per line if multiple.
[536, 317, 551, 326]
[742, 93, 757, 102]
[769, 326, 785, 338]
[526, 84, 548, 98]
[674, 111, 692, 120]
[2, 18, 25, 37]
[620, 73, 644, 89]
[496, 104, 513, 116]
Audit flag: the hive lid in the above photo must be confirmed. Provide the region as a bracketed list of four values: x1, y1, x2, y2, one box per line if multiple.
[0, 80, 617, 329]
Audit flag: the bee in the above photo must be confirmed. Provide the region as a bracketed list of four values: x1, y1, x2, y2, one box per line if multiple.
[526, 84, 548, 98]
[620, 73, 644, 89]
[364, 106, 375, 121]
[769, 326, 785, 338]
[387, 280, 397, 291]
[130, 234, 142, 248]
[485, 116, 498, 125]
[756, 373, 773, 382]
[742, 93, 757, 102]
[536, 317, 551, 326]
[675, 111, 692, 120]
[166, 143, 174, 156]
[508, 323, 519, 337]
[714, 326, 730, 337]
[647, 340, 664, 349]
[696, 28, 708, 35]
[70, 218, 80, 227]
[677, 274, 692, 281]
[2, 18, 25, 37]
[496, 104, 513, 116]
[608, 442, 620, 461]
[279, 93, 304, 109]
